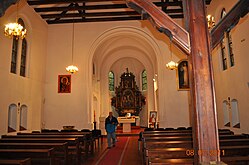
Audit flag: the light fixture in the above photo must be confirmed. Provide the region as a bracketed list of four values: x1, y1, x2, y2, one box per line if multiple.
[226, 97, 231, 110]
[4, 2, 26, 39]
[166, 37, 178, 70]
[66, 20, 78, 74]
[207, 14, 215, 29]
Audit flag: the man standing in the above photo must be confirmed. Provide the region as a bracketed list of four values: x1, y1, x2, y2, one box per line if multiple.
[105, 112, 118, 149]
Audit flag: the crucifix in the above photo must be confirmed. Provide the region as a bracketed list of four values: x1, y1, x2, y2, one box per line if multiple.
[126, 0, 248, 164]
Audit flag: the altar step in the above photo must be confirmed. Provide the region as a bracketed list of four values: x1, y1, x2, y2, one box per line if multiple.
[116, 126, 144, 136]
[117, 126, 141, 130]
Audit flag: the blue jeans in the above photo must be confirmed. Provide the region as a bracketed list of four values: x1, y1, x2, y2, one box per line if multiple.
[107, 132, 116, 147]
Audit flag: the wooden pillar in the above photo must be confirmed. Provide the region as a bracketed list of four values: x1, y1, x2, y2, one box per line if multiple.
[183, 0, 221, 164]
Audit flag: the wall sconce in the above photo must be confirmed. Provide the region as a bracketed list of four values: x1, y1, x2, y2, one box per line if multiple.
[207, 15, 215, 29]
[226, 97, 231, 110]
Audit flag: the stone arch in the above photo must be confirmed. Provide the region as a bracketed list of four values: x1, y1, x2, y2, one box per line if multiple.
[88, 26, 162, 126]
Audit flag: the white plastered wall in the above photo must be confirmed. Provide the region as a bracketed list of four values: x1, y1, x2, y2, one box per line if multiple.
[0, 0, 48, 135]
[44, 21, 190, 130]
[208, 0, 249, 133]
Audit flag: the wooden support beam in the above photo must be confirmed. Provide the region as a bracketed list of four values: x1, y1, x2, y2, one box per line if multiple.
[211, 0, 249, 50]
[34, 4, 128, 12]
[41, 11, 139, 19]
[27, 0, 124, 6]
[126, 0, 190, 54]
[41, 9, 183, 19]
[183, 0, 220, 164]
[46, 15, 141, 24]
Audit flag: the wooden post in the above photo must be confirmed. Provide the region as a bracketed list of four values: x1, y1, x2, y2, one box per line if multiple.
[184, 0, 220, 164]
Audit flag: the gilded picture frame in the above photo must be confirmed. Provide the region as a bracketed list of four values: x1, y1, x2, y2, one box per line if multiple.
[58, 75, 71, 93]
[177, 59, 190, 90]
[149, 111, 157, 123]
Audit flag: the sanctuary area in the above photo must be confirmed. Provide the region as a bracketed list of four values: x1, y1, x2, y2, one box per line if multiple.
[0, 0, 248, 164]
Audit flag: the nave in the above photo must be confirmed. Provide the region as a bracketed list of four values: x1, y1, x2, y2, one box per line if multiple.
[0, 127, 249, 165]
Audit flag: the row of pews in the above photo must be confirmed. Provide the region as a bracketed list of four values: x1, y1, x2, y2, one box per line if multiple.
[0, 129, 102, 165]
[139, 127, 249, 165]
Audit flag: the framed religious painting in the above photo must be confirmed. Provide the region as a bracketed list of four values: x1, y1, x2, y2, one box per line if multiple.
[149, 111, 157, 123]
[177, 59, 190, 90]
[58, 75, 71, 93]
[149, 111, 157, 128]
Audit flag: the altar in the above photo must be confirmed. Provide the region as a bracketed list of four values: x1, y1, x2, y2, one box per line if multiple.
[118, 117, 139, 132]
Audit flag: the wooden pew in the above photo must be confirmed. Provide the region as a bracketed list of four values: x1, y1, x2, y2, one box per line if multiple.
[16, 132, 95, 156]
[144, 145, 249, 165]
[143, 129, 233, 134]
[0, 158, 31, 165]
[0, 138, 80, 165]
[2, 134, 92, 160]
[0, 148, 55, 165]
[141, 130, 249, 165]
[148, 158, 194, 165]
[0, 142, 68, 165]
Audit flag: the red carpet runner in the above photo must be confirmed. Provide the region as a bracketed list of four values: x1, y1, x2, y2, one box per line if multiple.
[96, 137, 129, 165]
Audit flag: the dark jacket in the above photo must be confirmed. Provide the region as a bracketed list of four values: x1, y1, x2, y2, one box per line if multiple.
[105, 116, 118, 133]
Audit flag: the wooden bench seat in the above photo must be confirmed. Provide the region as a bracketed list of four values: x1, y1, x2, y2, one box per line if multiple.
[0, 142, 68, 165]
[0, 138, 80, 165]
[0, 158, 31, 165]
[10, 133, 94, 157]
[144, 141, 193, 149]
[0, 148, 55, 165]
[221, 156, 249, 165]
[148, 157, 194, 165]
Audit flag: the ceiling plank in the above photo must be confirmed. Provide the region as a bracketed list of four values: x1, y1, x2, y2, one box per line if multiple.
[34, 4, 128, 12]
[41, 11, 139, 19]
[27, 0, 124, 6]
[46, 15, 141, 24]
[40, 9, 182, 19]
[26, 0, 211, 24]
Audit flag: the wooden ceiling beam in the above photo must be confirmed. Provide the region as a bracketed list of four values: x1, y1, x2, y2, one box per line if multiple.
[27, 0, 124, 6]
[41, 11, 139, 19]
[45, 14, 183, 24]
[34, 4, 128, 12]
[211, 0, 249, 49]
[40, 8, 183, 19]
[28, 0, 211, 6]
[54, 3, 74, 21]
[46, 15, 141, 24]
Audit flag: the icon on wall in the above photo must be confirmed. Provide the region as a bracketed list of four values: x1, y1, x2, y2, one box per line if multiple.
[58, 75, 71, 93]
[177, 59, 190, 90]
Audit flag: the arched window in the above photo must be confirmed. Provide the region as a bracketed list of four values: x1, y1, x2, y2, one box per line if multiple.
[8, 104, 17, 133]
[18, 18, 27, 77]
[220, 9, 227, 70]
[93, 63, 95, 75]
[108, 71, 114, 91]
[20, 38, 27, 77]
[227, 31, 235, 67]
[20, 105, 28, 131]
[222, 100, 230, 127]
[231, 99, 240, 128]
[10, 37, 18, 74]
[142, 70, 147, 91]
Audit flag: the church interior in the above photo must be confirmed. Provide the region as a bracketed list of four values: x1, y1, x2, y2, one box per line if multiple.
[0, 0, 248, 164]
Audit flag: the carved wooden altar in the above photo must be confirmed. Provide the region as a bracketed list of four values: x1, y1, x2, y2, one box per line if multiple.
[111, 69, 145, 116]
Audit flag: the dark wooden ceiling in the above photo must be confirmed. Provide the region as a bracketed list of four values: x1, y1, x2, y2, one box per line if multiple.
[27, 0, 212, 24]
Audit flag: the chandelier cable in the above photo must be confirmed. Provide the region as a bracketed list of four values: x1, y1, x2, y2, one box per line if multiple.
[71, 20, 75, 63]
[166, 35, 178, 70]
